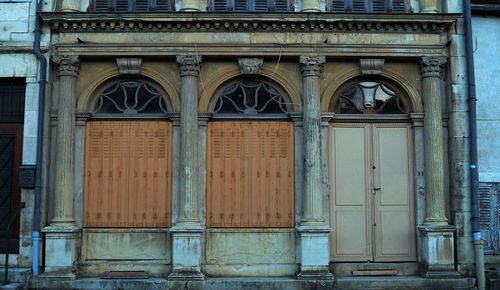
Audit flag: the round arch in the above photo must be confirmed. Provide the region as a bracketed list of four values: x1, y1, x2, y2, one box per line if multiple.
[199, 65, 301, 112]
[321, 68, 423, 113]
[77, 67, 180, 113]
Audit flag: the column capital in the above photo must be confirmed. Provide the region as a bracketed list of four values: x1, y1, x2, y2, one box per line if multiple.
[420, 56, 447, 78]
[53, 55, 80, 77]
[177, 55, 202, 77]
[300, 56, 325, 77]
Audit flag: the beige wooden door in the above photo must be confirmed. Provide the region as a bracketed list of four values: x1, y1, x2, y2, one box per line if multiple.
[330, 123, 415, 262]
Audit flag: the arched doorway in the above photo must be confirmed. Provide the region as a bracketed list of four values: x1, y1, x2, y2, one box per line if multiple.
[329, 79, 416, 262]
[83, 78, 173, 228]
[206, 79, 294, 228]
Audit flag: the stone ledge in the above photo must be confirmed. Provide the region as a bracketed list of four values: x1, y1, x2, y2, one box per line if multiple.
[29, 275, 476, 290]
[40, 12, 459, 34]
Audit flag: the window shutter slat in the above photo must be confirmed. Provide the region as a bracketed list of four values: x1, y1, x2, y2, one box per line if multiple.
[392, 0, 406, 12]
[155, 0, 172, 11]
[274, 0, 288, 11]
[372, 0, 386, 12]
[135, 0, 149, 11]
[212, 0, 229, 11]
[115, 0, 129, 11]
[330, 0, 346, 11]
[480, 183, 496, 254]
[234, 0, 248, 11]
[254, 0, 269, 11]
[352, 0, 366, 12]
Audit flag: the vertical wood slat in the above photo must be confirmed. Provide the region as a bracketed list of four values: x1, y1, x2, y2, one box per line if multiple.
[84, 121, 172, 228]
[207, 121, 294, 228]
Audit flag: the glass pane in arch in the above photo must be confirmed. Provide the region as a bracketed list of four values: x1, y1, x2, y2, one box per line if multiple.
[92, 79, 170, 115]
[212, 79, 289, 114]
[334, 81, 410, 114]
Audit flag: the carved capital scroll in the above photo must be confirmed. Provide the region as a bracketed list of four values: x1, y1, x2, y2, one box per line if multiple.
[420, 56, 447, 78]
[176, 55, 202, 77]
[53, 55, 80, 77]
[300, 56, 325, 77]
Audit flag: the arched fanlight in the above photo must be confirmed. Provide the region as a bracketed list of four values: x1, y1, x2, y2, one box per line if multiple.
[212, 79, 290, 115]
[92, 79, 170, 115]
[333, 80, 410, 114]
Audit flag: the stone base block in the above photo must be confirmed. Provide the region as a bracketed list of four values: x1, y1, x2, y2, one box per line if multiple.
[168, 227, 204, 280]
[418, 225, 460, 278]
[42, 225, 81, 276]
[297, 227, 333, 280]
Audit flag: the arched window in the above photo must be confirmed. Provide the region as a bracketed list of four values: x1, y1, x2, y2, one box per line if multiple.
[332, 80, 410, 114]
[84, 78, 172, 228]
[211, 79, 291, 116]
[91, 79, 171, 116]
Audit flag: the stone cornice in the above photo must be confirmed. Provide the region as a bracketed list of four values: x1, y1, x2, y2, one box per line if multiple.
[40, 12, 459, 34]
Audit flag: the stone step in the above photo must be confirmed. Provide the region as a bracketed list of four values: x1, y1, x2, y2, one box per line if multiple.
[0, 283, 24, 290]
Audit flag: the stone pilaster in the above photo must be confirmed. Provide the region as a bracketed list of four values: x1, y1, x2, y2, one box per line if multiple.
[296, 56, 332, 280]
[169, 55, 204, 281]
[42, 55, 80, 277]
[420, 0, 440, 13]
[418, 56, 459, 278]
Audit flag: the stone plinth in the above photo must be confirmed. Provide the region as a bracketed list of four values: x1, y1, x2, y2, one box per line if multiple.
[42, 225, 80, 278]
[296, 226, 333, 280]
[419, 225, 460, 278]
[168, 227, 204, 280]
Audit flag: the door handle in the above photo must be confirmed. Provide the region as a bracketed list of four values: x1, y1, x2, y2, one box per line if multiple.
[373, 187, 381, 191]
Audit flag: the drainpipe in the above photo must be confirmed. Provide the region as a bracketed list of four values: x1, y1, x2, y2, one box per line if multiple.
[463, 1, 485, 289]
[32, 0, 47, 276]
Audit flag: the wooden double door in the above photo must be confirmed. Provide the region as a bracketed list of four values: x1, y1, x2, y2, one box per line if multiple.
[329, 123, 415, 262]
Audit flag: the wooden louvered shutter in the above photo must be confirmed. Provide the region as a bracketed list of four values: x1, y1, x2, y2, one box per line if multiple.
[330, 0, 347, 11]
[84, 121, 172, 228]
[212, 0, 229, 11]
[114, 0, 129, 11]
[207, 121, 294, 228]
[254, 0, 269, 11]
[274, 0, 289, 11]
[392, 0, 406, 12]
[479, 183, 499, 254]
[135, 0, 149, 11]
[93, 0, 112, 11]
[155, 0, 172, 11]
[352, 0, 366, 12]
[372, 0, 386, 12]
[234, 0, 248, 11]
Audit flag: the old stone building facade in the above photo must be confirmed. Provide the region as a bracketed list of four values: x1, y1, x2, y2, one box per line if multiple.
[0, 0, 490, 289]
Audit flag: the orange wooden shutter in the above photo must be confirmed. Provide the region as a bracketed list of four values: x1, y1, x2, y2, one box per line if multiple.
[84, 121, 172, 227]
[207, 121, 294, 228]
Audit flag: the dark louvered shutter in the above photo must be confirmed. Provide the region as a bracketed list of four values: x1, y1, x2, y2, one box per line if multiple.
[479, 183, 500, 254]
[155, 0, 172, 11]
[372, 0, 386, 12]
[212, 0, 229, 11]
[115, 0, 129, 11]
[392, 0, 406, 12]
[254, 0, 269, 11]
[135, 0, 149, 11]
[93, 0, 112, 11]
[330, 0, 346, 11]
[352, 0, 366, 12]
[234, 0, 248, 11]
[274, 0, 288, 11]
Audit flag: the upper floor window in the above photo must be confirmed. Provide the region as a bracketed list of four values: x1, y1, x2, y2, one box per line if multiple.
[92, 0, 173, 12]
[210, 0, 291, 12]
[329, 0, 408, 13]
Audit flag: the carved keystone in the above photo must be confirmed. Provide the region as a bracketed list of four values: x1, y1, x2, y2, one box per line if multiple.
[116, 58, 143, 74]
[238, 58, 264, 75]
[360, 58, 385, 75]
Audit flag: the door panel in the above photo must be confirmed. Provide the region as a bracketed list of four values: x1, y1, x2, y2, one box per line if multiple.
[373, 125, 415, 261]
[330, 125, 371, 261]
[0, 124, 22, 253]
[330, 123, 415, 262]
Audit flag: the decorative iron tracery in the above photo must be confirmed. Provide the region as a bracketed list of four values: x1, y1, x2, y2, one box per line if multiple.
[334, 80, 409, 114]
[92, 79, 170, 115]
[212, 80, 289, 115]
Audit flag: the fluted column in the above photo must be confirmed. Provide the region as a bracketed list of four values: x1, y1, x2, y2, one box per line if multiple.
[418, 56, 459, 278]
[51, 55, 79, 227]
[421, 56, 448, 226]
[177, 55, 201, 226]
[296, 56, 332, 280]
[169, 55, 204, 280]
[42, 55, 80, 277]
[300, 55, 325, 226]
